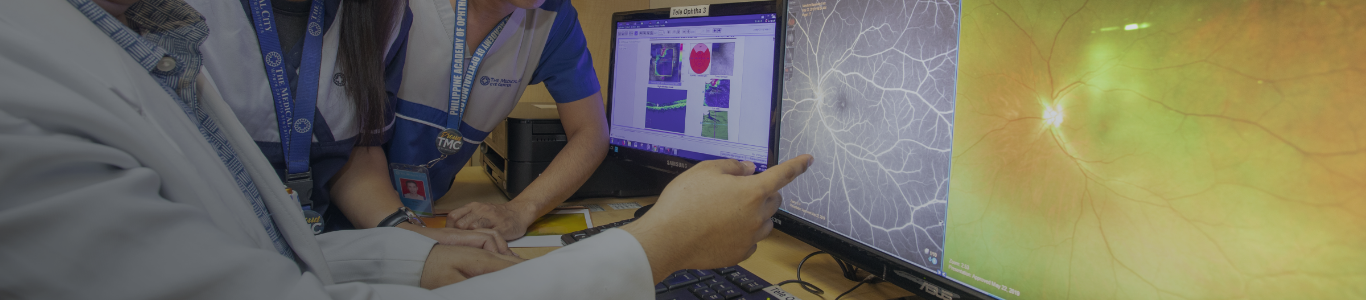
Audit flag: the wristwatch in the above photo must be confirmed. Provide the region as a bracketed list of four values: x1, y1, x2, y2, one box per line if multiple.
[378, 207, 428, 228]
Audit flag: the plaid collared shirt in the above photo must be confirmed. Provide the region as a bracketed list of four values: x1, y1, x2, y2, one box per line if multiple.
[69, 0, 206, 105]
[67, 0, 298, 262]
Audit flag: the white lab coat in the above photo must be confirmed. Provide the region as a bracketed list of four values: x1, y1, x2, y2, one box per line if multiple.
[0, 1, 653, 299]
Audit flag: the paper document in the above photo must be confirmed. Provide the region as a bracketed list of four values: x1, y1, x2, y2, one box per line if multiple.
[507, 209, 592, 248]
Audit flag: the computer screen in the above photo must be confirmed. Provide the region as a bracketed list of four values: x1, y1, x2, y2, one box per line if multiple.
[775, 0, 1363, 299]
[608, 10, 779, 171]
[776, 0, 961, 295]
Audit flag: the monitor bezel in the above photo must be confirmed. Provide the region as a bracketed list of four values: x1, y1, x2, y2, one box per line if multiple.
[768, 0, 996, 299]
[605, 1, 783, 175]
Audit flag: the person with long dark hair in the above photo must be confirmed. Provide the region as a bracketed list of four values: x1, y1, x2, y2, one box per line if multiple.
[189, 0, 513, 254]
[1, 0, 815, 296]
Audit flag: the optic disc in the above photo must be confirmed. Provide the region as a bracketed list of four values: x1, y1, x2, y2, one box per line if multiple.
[1043, 105, 1065, 127]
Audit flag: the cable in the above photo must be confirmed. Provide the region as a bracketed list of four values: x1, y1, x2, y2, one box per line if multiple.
[779, 251, 883, 299]
[833, 275, 876, 300]
[775, 280, 824, 295]
[777, 251, 827, 295]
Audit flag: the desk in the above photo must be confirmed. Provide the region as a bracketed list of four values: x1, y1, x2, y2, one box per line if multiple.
[435, 166, 921, 300]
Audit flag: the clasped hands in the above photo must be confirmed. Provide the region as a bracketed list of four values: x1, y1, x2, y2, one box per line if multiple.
[420, 155, 814, 286]
[405, 198, 539, 256]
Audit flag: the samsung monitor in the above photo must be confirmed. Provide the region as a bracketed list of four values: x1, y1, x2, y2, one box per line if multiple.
[772, 0, 1365, 299]
[606, 1, 782, 175]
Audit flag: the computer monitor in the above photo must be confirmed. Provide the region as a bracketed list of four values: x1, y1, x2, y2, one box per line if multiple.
[773, 0, 1364, 299]
[772, 0, 972, 297]
[606, 1, 781, 175]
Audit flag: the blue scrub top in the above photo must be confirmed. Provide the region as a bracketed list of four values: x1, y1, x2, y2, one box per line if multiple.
[386, 0, 600, 203]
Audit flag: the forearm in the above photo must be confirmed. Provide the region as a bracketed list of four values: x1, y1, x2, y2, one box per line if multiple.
[431, 229, 654, 299]
[621, 219, 684, 283]
[510, 127, 607, 215]
[331, 146, 407, 229]
[509, 94, 609, 216]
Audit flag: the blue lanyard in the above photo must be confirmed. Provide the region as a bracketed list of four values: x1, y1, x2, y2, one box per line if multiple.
[247, 0, 327, 175]
[447, 0, 510, 129]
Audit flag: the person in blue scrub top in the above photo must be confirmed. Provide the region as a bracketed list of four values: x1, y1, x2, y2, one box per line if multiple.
[368, 0, 611, 240]
[1, 0, 818, 295]
[189, 0, 514, 254]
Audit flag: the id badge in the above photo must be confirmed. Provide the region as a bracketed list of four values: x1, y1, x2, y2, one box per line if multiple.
[288, 188, 325, 234]
[390, 163, 435, 217]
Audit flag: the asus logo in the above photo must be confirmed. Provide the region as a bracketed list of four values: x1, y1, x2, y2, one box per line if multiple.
[667, 160, 690, 168]
[895, 270, 959, 300]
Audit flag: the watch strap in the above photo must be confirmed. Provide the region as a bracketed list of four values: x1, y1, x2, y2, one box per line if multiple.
[377, 209, 408, 227]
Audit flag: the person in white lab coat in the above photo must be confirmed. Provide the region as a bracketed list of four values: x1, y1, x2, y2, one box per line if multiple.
[0, 0, 814, 299]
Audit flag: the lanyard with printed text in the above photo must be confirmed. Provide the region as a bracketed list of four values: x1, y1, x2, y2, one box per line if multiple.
[247, 0, 328, 233]
[434, 0, 510, 156]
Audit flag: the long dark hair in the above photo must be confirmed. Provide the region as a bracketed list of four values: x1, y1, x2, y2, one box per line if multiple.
[337, 0, 397, 146]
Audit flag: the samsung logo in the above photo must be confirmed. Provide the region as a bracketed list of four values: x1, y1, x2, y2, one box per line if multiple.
[670, 5, 709, 18]
[667, 160, 690, 168]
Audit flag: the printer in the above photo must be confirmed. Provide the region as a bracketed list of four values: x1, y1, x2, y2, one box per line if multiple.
[481, 102, 666, 199]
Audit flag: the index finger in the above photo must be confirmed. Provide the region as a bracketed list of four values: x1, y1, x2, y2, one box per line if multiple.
[476, 228, 514, 256]
[692, 159, 757, 176]
[751, 154, 813, 194]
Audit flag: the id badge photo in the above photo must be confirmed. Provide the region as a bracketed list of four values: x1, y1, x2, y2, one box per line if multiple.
[390, 163, 435, 217]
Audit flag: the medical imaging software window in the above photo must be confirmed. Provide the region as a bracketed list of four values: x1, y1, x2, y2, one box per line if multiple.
[611, 15, 777, 164]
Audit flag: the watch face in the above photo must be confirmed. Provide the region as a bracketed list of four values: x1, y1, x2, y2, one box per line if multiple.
[401, 207, 428, 227]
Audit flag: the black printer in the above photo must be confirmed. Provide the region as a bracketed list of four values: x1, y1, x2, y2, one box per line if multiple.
[480, 102, 666, 199]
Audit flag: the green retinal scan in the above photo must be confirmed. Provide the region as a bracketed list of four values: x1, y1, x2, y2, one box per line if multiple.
[940, 0, 1366, 299]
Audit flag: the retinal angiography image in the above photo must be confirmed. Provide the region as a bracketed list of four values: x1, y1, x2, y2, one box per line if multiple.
[943, 0, 1366, 299]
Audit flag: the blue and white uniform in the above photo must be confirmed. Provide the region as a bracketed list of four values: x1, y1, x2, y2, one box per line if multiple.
[190, 0, 410, 231]
[389, 0, 599, 200]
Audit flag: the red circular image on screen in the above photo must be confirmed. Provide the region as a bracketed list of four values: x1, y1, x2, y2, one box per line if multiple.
[689, 43, 711, 74]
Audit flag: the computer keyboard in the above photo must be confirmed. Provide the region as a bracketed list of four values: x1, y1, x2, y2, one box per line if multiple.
[560, 205, 791, 300]
[655, 266, 778, 300]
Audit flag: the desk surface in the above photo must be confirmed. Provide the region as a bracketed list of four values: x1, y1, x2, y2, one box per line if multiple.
[435, 166, 920, 300]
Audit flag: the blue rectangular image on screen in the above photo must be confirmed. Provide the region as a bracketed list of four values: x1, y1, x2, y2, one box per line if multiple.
[710, 42, 735, 76]
[704, 79, 730, 108]
[644, 87, 687, 133]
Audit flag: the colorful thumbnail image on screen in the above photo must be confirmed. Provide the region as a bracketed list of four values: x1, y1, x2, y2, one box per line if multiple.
[645, 88, 687, 134]
[704, 79, 731, 108]
[650, 43, 683, 85]
[701, 110, 729, 140]
[691, 42, 736, 75]
[781, 0, 1366, 299]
